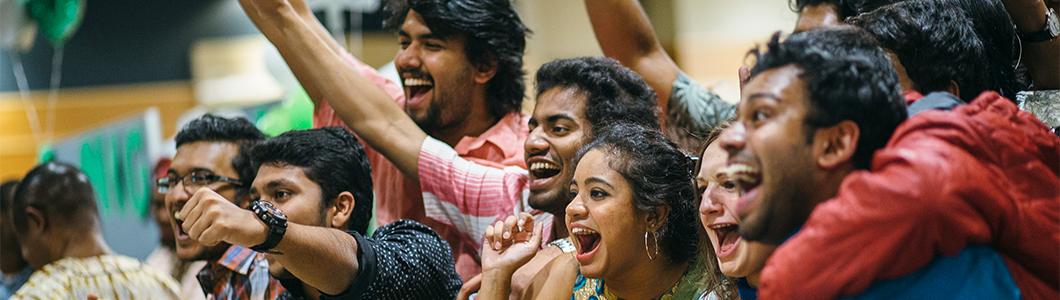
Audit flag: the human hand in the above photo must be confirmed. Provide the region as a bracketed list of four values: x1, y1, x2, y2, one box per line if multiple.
[738, 65, 751, 93]
[481, 213, 544, 274]
[457, 274, 482, 300]
[178, 188, 268, 248]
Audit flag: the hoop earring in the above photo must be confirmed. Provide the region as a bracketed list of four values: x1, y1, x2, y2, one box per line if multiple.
[645, 230, 660, 260]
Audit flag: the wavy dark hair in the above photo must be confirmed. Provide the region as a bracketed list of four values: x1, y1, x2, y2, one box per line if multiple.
[857, 0, 1023, 100]
[573, 123, 699, 263]
[251, 127, 374, 235]
[748, 26, 907, 170]
[384, 0, 529, 119]
[11, 162, 100, 233]
[534, 57, 661, 138]
[175, 114, 267, 201]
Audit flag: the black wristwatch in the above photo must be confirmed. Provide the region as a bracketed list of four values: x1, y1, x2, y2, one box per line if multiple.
[1019, 8, 1059, 43]
[249, 200, 287, 253]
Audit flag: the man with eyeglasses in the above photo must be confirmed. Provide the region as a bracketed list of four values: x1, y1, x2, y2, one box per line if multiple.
[160, 114, 283, 300]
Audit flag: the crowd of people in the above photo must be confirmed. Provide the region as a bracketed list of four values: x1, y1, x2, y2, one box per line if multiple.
[2, 0, 1058, 298]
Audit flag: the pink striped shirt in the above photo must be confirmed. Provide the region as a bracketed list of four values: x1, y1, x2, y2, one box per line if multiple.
[418, 136, 555, 250]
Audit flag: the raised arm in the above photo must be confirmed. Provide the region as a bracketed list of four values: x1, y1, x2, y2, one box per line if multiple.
[1003, 0, 1059, 89]
[583, 0, 679, 107]
[245, 0, 426, 183]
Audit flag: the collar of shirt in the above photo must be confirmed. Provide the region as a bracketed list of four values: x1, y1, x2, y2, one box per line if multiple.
[453, 111, 529, 168]
[903, 90, 925, 105]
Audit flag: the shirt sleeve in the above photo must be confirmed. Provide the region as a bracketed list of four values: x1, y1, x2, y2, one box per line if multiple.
[418, 136, 530, 249]
[666, 72, 736, 150]
[323, 220, 462, 300]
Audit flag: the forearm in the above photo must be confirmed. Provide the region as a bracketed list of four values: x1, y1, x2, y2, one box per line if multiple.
[271, 223, 360, 295]
[1005, 0, 1059, 89]
[476, 269, 514, 300]
[584, 0, 679, 103]
[266, 3, 426, 181]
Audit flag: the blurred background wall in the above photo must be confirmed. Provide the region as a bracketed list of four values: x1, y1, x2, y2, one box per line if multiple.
[0, 0, 797, 259]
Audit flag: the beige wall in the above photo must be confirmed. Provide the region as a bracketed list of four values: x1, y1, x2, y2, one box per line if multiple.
[0, 82, 197, 180]
[0, 0, 800, 180]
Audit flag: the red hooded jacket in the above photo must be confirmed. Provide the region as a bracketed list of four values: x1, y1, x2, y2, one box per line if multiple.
[758, 92, 1060, 299]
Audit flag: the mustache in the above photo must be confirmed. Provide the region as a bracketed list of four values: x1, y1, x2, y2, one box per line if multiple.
[399, 69, 433, 81]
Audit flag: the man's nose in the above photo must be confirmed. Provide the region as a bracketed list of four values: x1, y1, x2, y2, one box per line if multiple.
[718, 124, 746, 157]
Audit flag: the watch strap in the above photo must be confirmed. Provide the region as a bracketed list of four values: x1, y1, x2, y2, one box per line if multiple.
[1019, 8, 1059, 43]
[549, 238, 576, 253]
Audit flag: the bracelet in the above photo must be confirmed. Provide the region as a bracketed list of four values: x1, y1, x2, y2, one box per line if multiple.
[549, 238, 576, 253]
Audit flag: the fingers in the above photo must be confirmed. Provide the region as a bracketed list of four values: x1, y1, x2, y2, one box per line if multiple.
[501, 215, 520, 240]
[485, 221, 502, 250]
[518, 212, 535, 235]
[738, 65, 751, 92]
[529, 222, 545, 247]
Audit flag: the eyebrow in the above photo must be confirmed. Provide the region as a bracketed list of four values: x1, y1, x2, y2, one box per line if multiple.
[546, 114, 576, 123]
[585, 177, 613, 188]
[744, 93, 782, 106]
[397, 28, 446, 42]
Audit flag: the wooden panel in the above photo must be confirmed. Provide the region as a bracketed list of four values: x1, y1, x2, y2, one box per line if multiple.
[0, 81, 196, 180]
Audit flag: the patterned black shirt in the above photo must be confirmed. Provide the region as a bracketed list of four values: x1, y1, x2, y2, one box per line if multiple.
[277, 219, 462, 299]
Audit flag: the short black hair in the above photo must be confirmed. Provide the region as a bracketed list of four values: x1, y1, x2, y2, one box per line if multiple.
[1, 180, 19, 214]
[11, 162, 100, 233]
[534, 57, 661, 138]
[856, 0, 1023, 100]
[385, 0, 530, 119]
[791, 0, 860, 20]
[749, 26, 907, 170]
[250, 127, 374, 235]
[573, 123, 699, 263]
[175, 114, 267, 199]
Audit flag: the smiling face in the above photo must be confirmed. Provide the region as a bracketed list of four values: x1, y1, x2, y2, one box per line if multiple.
[565, 149, 651, 279]
[525, 87, 589, 214]
[166, 141, 243, 261]
[719, 65, 823, 245]
[396, 9, 481, 132]
[251, 163, 338, 278]
[697, 140, 777, 280]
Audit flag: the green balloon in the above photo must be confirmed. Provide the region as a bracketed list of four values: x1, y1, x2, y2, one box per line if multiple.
[256, 86, 314, 137]
[26, 0, 84, 45]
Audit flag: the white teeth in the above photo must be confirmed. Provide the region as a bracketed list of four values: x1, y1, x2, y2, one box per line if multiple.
[530, 162, 559, 171]
[571, 227, 598, 235]
[403, 78, 433, 87]
[709, 224, 736, 230]
[724, 164, 760, 185]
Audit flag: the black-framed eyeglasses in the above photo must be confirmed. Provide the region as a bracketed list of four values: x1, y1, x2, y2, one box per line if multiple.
[157, 171, 243, 195]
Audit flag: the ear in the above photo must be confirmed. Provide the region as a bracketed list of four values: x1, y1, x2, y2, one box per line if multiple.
[946, 80, 960, 99]
[813, 120, 860, 169]
[24, 207, 46, 235]
[329, 192, 355, 230]
[472, 54, 498, 85]
[646, 205, 671, 232]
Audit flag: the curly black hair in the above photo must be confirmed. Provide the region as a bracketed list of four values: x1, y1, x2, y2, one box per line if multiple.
[534, 57, 661, 138]
[250, 127, 374, 235]
[856, 0, 1023, 100]
[573, 123, 699, 264]
[174, 114, 267, 201]
[749, 26, 907, 170]
[11, 162, 100, 232]
[384, 0, 530, 119]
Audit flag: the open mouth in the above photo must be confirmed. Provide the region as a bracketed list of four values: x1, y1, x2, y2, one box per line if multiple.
[571, 227, 601, 262]
[529, 161, 561, 180]
[725, 164, 761, 193]
[724, 163, 762, 217]
[403, 77, 433, 106]
[709, 223, 741, 258]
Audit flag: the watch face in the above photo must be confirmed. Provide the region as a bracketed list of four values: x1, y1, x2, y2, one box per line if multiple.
[1049, 11, 1059, 36]
[255, 201, 287, 222]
